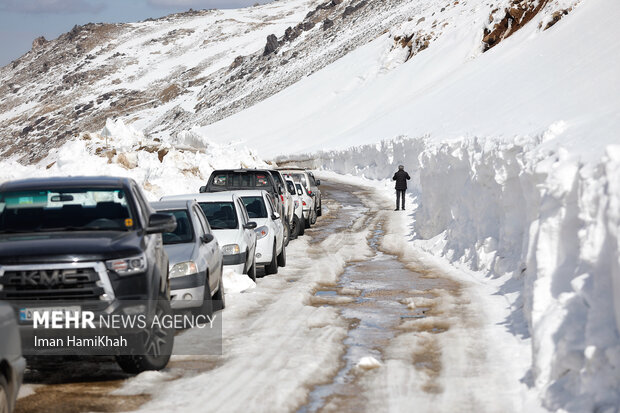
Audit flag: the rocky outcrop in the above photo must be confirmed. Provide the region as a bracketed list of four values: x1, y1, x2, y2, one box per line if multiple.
[482, 0, 548, 51]
[263, 34, 280, 56]
[32, 36, 47, 50]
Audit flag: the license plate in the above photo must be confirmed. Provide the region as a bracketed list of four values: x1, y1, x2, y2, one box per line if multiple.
[19, 306, 81, 323]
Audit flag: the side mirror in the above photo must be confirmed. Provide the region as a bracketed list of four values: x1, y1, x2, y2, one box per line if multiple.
[297, 189, 303, 196]
[243, 221, 257, 230]
[147, 213, 177, 234]
[316, 179, 321, 186]
[199, 185, 207, 193]
[271, 213, 281, 221]
[201, 233, 215, 244]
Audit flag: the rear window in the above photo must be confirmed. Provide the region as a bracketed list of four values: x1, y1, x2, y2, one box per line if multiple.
[241, 196, 267, 219]
[161, 210, 193, 244]
[199, 202, 238, 230]
[209, 172, 273, 190]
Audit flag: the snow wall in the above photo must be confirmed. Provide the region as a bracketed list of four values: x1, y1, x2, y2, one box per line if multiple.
[305, 134, 620, 411]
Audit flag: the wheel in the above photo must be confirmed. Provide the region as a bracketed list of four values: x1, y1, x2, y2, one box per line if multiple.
[0, 374, 9, 413]
[299, 216, 306, 235]
[310, 208, 317, 225]
[317, 201, 322, 217]
[247, 258, 257, 282]
[213, 264, 225, 311]
[193, 274, 213, 317]
[304, 214, 311, 229]
[290, 215, 300, 239]
[115, 292, 174, 374]
[277, 244, 286, 267]
[265, 242, 278, 275]
[283, 221, 290, 247]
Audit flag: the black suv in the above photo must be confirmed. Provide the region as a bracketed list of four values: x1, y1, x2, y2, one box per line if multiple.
[0, 176, 177, 374]
[200, 169, 286, 216]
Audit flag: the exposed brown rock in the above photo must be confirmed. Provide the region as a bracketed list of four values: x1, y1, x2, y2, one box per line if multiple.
[482, 0, 549, 51]
[32, 36, 48, 50]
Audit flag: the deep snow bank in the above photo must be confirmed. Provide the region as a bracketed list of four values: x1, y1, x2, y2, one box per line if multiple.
[308, 134, 620, 411]
[0, 118, 269, 200]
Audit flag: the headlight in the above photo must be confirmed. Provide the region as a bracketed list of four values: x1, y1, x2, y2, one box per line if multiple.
[169, 261, 198, 278]
[255, 226, 269, 239]
[106, 253, 147, 276]
[221, 244, 240, 255]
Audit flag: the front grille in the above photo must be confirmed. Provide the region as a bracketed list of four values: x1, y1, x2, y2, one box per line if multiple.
[0, 267, 105, 301]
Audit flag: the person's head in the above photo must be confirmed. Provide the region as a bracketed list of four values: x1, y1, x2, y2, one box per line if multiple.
[398, 165, 404, 170]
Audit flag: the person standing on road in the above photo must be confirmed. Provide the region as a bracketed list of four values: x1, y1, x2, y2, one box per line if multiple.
[392, 165, 410, 211]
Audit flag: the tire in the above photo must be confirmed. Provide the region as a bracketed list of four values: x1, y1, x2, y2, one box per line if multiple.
[193, 274, 213, 317]
[277, 244, 286, 267]
[310, 208, 317, 225]
[115, 292, 174, 374]
[290, 215, 300, 239]
[0, 374, 9, 413]
[317, 201, 322, 217]
[299, 217, 306, 235]
[213, 264, 225, 311]
[247, 258, 257, 282]
[304, 214, 311, 229]
[265, 242, 278, 275]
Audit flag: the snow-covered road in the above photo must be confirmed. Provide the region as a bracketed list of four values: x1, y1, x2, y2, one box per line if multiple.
[16, 179, 543, 413]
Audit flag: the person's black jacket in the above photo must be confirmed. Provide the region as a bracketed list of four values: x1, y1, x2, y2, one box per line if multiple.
[393, 170, 410, 190]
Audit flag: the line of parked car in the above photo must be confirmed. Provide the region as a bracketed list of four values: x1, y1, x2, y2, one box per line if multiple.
[0, 167, 322, 413]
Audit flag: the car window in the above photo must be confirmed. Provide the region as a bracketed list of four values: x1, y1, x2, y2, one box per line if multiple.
[212, 174, 228, 186]
[295, 183, 304, 196]
[256, 174, 269, 187]
[286, 181, 296, 195]
[161, 210, 194, 244]
[241, 196, 268, 218]
[231, 173, 253, 187]
[193, 206, 209, 235]
[0, 188, 134, 233]
[198, 202, 238, 230]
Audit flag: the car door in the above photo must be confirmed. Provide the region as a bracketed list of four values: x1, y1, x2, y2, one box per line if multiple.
[192, 205, 218, 293]
[236, 198, 255, 267]
[265, 193, 283, 252]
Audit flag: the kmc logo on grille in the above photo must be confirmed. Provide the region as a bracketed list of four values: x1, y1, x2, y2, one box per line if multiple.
[18, 269, 81, 287]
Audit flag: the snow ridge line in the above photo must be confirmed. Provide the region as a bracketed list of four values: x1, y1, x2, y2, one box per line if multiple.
[309, 135, 620, 411]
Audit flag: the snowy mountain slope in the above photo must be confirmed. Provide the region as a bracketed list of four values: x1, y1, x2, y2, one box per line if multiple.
[202, 0, 617, 161]
[0, 0, 314, 162]
[0, 0, 582, 164]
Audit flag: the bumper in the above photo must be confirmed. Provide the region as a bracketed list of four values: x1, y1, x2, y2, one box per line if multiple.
[223, 252, 245, 265]
[255, 236, 274, 265]
[170, 273, 205, 309]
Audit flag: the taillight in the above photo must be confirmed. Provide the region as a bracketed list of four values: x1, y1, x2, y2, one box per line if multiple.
[302, 201, 307, 206]
[280, 195, 284, 202]
[308, 190, 312, 195]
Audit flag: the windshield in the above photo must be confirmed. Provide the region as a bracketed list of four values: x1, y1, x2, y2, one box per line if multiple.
[241, 196, 268, 219]
[199, 202, 238, 230]
[161, 210, 193, 244]
[292, 173, 308, 187]
[0, 188, 134, 233]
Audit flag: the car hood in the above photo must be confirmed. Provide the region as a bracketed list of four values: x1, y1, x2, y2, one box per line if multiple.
[212, 229, 241, 248]
[163, 242, 196, 267]
[0, 231, 145, 265]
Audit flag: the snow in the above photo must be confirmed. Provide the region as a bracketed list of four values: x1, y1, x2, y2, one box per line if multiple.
[356, 356, 382, 370]
[0, 119, 269, 201]
[202, 0, 619, 162]
[222, 269, 255, 294]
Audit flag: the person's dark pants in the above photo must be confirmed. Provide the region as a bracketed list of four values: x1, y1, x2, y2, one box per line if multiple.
[396, 189, 406, 210]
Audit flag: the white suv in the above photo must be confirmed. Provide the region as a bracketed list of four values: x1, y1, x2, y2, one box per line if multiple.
[236, 190, 286, 275]
[161, 192, 258, 281]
